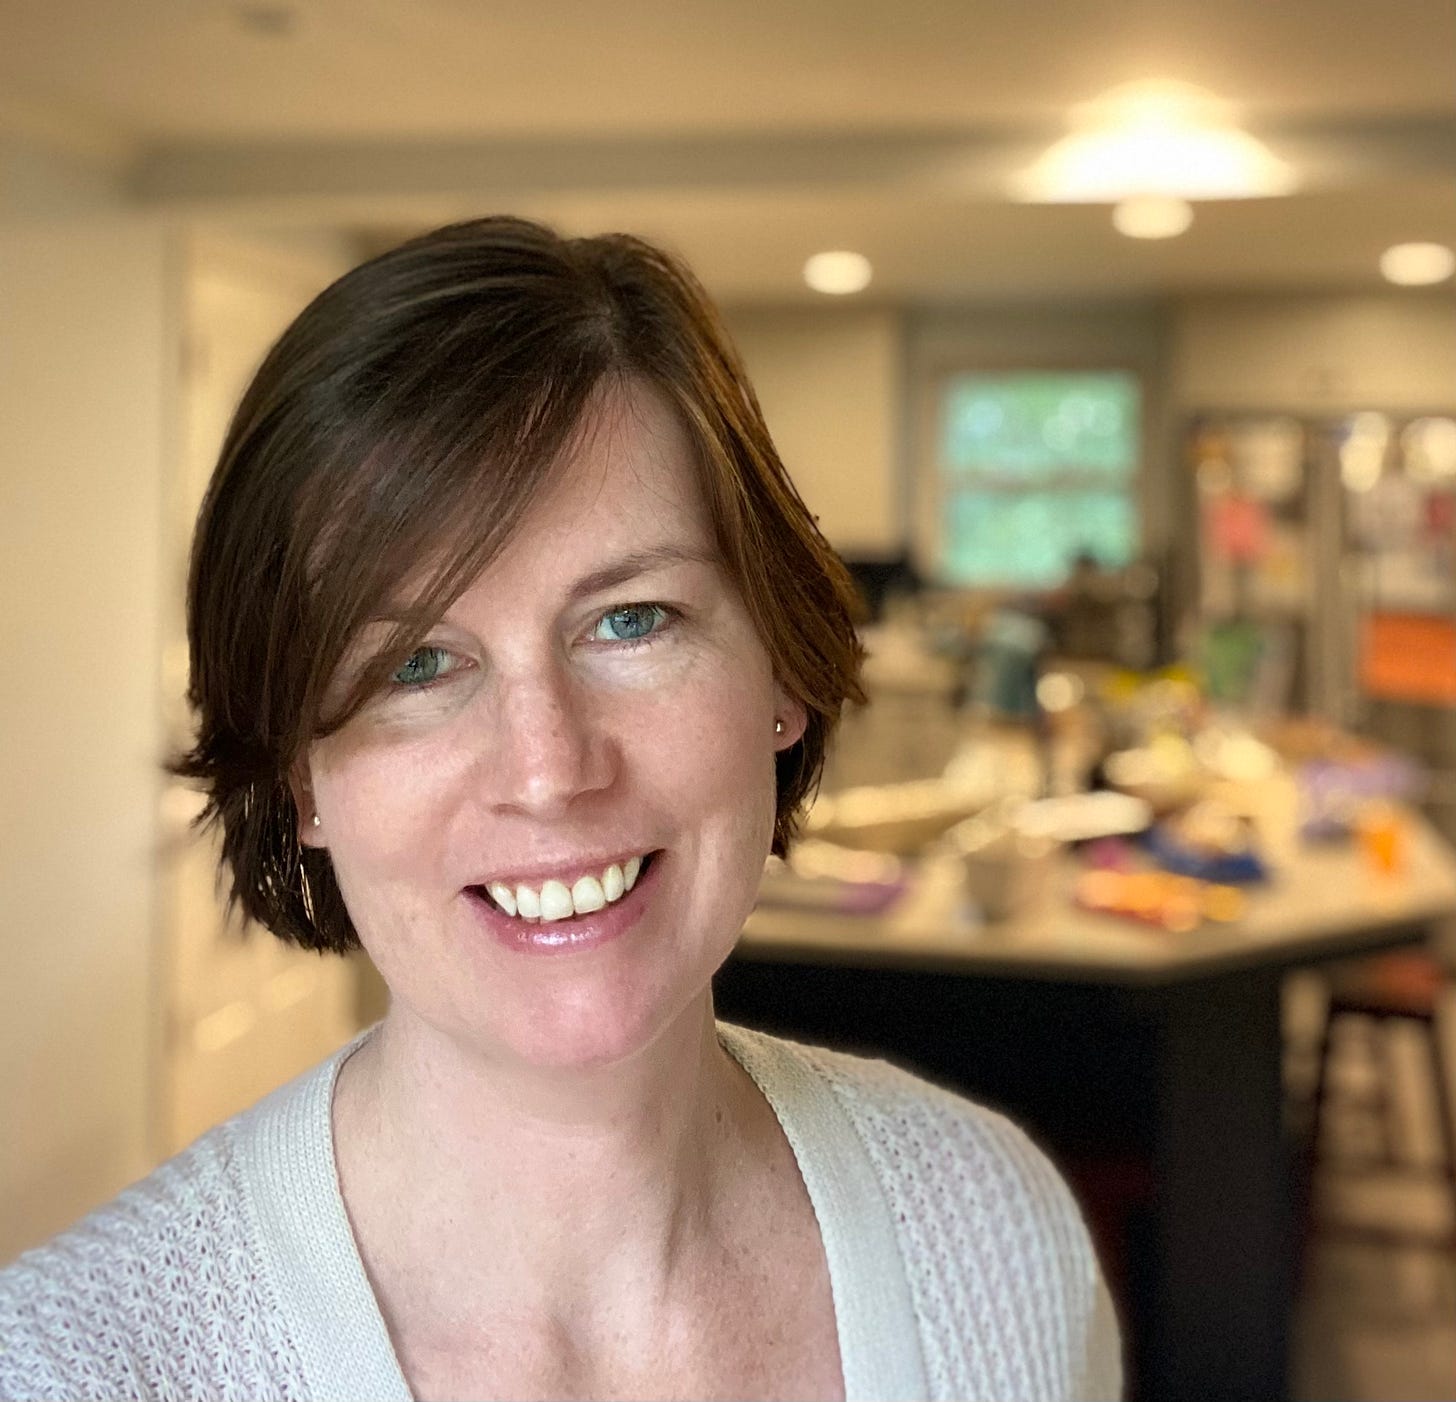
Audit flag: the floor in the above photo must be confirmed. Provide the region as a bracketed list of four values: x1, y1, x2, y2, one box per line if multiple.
[1295, 1182, 1455, 1401]
[1290, 969, 1456, 1401]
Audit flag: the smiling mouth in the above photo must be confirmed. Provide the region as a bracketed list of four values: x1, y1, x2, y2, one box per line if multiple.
[470, 852, 659, 922]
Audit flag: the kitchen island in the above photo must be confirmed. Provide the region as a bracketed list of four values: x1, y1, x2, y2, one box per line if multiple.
[716, 813, 1456, 1401]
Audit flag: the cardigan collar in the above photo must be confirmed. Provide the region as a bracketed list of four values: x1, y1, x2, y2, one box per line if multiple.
[236, 1023, 927, 1402]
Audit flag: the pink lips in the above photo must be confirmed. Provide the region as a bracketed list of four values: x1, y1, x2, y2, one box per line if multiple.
[464, 852, 661, 955]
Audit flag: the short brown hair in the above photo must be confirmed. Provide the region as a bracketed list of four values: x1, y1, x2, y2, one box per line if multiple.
[174, 217, 865, 954]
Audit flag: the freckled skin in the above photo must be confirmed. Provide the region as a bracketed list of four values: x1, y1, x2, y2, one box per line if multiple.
[307, 379, 843, 1402]
[300, 380, 806, 1076]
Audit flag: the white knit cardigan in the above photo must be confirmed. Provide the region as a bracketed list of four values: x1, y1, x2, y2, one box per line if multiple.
[0, 1024, 1122, 1401]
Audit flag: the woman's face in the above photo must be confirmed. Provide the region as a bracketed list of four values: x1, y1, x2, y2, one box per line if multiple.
[300, 380, 805, 1072]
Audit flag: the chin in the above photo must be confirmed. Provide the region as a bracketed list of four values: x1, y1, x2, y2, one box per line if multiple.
[447, 965, 718, 1077]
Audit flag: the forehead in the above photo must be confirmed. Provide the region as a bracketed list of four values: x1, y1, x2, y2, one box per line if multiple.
[495, 378, 714, 568]
[360, 378, 720, 636]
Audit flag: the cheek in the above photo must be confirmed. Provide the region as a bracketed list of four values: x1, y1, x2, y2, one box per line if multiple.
[311, 735, 469, 895]
[640, 671, 780, 848]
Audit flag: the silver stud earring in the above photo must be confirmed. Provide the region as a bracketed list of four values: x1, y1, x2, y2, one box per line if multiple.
[311, 814, 321, 828]
[774, 719, 785, 735]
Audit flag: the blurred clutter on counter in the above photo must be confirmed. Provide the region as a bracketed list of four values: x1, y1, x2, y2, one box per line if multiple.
[763, 608, 1442, 942]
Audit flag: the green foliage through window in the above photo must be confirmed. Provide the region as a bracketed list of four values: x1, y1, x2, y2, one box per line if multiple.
[936, 371, 1140, 587]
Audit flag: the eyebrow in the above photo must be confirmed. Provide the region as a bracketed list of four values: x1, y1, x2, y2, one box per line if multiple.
[565, 543, 720, 603]
[363, 543, 720, 631]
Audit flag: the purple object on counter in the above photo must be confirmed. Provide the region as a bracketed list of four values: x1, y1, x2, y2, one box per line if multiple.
[1299, 754, 1421, 840]
[754, 873, 908, 916]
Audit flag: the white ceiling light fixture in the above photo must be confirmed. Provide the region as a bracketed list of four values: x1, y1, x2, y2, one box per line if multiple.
[803, 250, 872, 295]
[1112, 194, 1194, 240]
[1379, 242, 1456, 287]
[1018, 81, 1295, 240]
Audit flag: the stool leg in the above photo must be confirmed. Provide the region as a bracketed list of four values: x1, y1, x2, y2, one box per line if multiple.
[1428, 1003, 1456, 1246]
[1298, 1003, 1340, 1282]
[1309, 1009, 1337, 1160]
[1375, 1019, 1411, 1169]
[1320, 1015, 1388, 1167]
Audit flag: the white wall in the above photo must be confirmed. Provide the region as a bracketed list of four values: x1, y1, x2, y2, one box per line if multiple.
[1172, 291, 1456, 412]
[726, 306, 902, 556]
[0, 217, 178, 1259]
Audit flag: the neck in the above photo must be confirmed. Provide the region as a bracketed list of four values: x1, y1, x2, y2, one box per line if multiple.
[333, 996, 760, 1327]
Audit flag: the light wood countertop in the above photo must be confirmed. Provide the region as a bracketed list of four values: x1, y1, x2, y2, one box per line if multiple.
[739, 811, 1456, 986]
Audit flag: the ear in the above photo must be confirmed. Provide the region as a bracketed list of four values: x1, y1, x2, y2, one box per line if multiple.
[773, 688, 809, 752]
[288, 757, 324, 848]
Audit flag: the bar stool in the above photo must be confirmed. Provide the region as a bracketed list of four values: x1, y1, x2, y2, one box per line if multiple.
[1306, 950, 1456, 1248]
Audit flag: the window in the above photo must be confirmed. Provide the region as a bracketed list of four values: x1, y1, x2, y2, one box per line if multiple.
[923, 370, 1141, 588]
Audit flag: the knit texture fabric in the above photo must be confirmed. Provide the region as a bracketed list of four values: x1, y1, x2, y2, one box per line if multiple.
[0, 1124, 309, 1402]
[0, 1026, 1120, 1401]
[800, 1040, 1121, 1401]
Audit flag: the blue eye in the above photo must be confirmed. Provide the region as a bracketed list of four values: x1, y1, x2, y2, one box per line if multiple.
[593, 604, 668, 644]
[393, 645, 454, 687]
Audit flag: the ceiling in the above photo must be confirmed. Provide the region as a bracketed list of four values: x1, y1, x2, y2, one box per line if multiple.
[3, 0, 1454, 302]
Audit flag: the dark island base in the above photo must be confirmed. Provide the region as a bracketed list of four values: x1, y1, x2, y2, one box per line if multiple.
[714, 954, 1292, 1402]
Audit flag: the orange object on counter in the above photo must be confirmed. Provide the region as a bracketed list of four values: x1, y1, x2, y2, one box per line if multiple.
[1356, 802, 1406, 877]
[1075, 869, 1246, 932]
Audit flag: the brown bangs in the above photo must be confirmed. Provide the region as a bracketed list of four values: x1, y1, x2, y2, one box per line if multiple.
[296, 378, 601, 751]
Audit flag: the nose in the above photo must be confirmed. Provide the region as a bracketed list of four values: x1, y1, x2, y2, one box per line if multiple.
[485, 663, 618, 817]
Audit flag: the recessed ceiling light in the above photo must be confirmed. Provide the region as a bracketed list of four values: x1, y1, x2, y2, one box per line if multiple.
[1379, 242, 1455, 287]
[1112, 195, 1193, 240]
[803, 251, 872, 296]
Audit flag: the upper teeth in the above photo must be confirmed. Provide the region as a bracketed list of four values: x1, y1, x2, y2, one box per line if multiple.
[487, 855, 643, 921]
